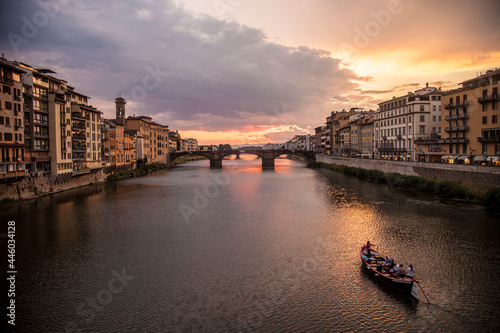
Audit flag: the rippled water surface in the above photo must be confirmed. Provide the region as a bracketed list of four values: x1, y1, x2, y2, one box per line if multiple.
[4, 156, 500, 332]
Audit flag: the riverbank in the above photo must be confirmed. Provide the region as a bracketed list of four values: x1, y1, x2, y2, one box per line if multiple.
[0, 157, 209, 209]
[313, 161, 500, 210]
[106, 156, 207, 181]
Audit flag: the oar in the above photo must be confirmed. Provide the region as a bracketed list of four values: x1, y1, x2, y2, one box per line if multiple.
[415, 279, 430, 304]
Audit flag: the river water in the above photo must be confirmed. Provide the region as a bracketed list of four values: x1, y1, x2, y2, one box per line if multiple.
[3, 155, 500, 332]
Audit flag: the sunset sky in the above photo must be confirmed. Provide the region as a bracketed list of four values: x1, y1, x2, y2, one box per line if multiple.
[1, 0, 499, 145]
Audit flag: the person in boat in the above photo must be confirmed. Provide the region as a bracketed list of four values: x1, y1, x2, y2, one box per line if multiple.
[391, 262, 399, 274]
[385, 256, 392, 266]
[398, 264, 406, 277]
[407, 265, 415, 278]
[366, 240, 375, 256]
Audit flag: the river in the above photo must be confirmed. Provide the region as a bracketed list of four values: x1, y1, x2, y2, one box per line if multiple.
[3, 155, 500, 332]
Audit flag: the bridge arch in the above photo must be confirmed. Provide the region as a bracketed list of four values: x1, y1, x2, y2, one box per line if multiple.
[169, 150, 315, 168]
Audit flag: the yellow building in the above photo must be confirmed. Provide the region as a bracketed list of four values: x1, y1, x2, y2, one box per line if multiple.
[440, 69, 499, 165]
[125, 115, 169, 163]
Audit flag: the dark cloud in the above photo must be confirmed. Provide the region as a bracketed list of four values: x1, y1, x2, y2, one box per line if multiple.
[1, 0, 361, 131]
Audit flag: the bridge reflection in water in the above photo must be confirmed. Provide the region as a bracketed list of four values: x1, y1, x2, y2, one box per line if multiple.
[170, 149, 316, 168]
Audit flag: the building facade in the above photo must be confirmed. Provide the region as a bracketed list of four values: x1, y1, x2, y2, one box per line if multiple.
[0, 57, 26, 181]
[441, 69, 499, 163]
[125, 114, 169, 163]
[376, 85, 443, 161]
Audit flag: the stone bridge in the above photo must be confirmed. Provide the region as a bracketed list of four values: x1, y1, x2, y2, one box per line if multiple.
[170, 149, 316, 168]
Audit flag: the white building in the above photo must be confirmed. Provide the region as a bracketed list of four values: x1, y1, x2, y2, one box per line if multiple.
[375, 84, 443, 161]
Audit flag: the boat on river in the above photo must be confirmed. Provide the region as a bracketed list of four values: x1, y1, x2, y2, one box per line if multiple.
[360, 246, 419, 300]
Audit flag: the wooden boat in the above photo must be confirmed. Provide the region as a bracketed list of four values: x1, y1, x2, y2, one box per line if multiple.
[360, 246, 419, 300]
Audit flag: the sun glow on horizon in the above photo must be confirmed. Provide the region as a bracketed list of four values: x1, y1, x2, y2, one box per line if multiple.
[179, 124, 313, 145]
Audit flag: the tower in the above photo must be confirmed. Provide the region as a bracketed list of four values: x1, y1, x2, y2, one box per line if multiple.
[115, 97, 126, 125]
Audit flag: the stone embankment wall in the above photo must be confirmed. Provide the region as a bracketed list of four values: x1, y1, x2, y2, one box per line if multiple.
[0, 170, 106, 202]
[316, 154, 500, 189]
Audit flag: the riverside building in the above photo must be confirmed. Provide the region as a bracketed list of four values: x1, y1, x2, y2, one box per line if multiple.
[0, 56, 26, 181]
[441, 69, 499, 165]
[375, 85, 443, 161]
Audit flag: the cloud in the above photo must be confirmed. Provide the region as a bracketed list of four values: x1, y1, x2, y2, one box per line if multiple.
[0, 0, 361, 136]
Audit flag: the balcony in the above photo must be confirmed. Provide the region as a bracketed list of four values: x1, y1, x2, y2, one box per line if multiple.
[438, 138, 469, 144]
[0, 75, 13, 85]
[33, 120, 49, 126]
[396, 135, 402, 140]
[444, 103, 454, 110]
[72, 145, 86, 152]
[73, 134, 86, 141]
[477, 136, 500, 143]
[478, 94, 499, 103]
[445, 126, 469, 132]
[378, 147, 408, 152]
[72, 123, 86, 130]
[72, 112, 90, 120]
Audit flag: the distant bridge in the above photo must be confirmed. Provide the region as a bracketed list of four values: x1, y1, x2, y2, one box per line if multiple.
[169, 149, 316, 168]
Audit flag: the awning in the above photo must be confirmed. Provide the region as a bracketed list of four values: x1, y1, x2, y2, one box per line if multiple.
[457, 155, 471, 162]
[487, 156, 500, 162]
[441, 155, 451, 161]
[473, 155, 487, 162]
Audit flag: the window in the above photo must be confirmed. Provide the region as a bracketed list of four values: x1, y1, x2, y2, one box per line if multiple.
[5, 101, 12, 110]
[3, 85, 12, 94]
[420, 105, 425, 111]
[433, 116, 436, 122]
[433, 105, 436, 111]
[482, 116, 488, 124]
[420, 115, 425, 122]
[419, 126, 425, 134]
[493, 115, 498, 124]
[4, 133, 13, 141]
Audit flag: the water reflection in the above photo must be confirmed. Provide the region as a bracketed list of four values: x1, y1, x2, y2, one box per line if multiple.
[4, 157, 500, 332]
